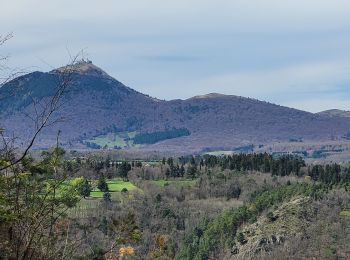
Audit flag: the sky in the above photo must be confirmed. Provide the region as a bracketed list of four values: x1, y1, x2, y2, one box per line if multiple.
[1, 0, 350, 112]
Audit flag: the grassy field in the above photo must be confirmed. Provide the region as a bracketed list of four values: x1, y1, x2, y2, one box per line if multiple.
[85, 131, 137, 148]
[90, 178, 138, 198]
[68, 178, 139, 218]
[205, 150, 235, 156]
[151, 179, 197, 187]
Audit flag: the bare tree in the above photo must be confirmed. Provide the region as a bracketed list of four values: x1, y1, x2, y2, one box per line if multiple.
[0, 34, 85, 259]
[0, 33, 13, 71]
[0, 33, 28, 91]
[0, 51, 79, 172]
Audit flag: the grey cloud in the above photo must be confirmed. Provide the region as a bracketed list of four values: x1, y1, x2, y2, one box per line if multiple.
[1, 0, 350, 112]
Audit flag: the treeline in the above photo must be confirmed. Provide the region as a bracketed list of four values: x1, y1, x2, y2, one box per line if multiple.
[174, 153, 305, 177]
[308, 164, 350, 186]
[63, 157, 138, 180]
[202, 153, 305, 176]
[133, 128, 190, 144]
[196, 154, 350, 187]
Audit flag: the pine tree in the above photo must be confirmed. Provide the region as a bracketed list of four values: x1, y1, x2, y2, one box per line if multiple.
[119, 161, 131, 181]
[97, 176, 109, 192]
[80, 178, 92, 198]
[180, 165, 185, 177]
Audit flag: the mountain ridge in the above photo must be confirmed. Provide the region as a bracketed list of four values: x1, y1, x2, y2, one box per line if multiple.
[1, 61, 350, 153]
[317, 109, 350, 118]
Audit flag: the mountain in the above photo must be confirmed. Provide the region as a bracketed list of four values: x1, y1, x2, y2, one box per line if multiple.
[2, 61, 350, 153]
[317, 109, 350, 118]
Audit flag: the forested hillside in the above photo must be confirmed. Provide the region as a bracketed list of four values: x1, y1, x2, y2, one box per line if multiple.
[3, 61, 350, 153]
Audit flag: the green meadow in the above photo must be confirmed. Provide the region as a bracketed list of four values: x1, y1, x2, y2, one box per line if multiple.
[85, 131, 137, 148]
[90, 178, 138, 198]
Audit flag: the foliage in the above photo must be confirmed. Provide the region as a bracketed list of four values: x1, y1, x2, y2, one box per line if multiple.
[201, 153, 305, 177]
[175, 182, 328, 259]
[0, 147, 81, 259]
[119, 162, 131, 181]
[97, 176, 109, 192]
[79, 178, 92, 198]
[308, 163, 350, 186]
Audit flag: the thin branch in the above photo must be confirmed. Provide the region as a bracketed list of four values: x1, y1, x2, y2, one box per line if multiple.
[0, 54, 81, 172]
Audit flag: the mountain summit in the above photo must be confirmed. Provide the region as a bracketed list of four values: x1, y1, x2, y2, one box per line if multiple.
[189, 93, 229, 100]
[317, 109, 350, 118]
[2, 62, 350, 152]
[53, 59, 111, 78]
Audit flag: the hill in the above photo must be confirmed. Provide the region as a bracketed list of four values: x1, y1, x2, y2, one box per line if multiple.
[2, 61, 350, 153]
[317, 109, 350, 118]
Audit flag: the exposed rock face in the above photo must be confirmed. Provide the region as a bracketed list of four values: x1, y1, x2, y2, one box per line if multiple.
[226, 197, 312, 259]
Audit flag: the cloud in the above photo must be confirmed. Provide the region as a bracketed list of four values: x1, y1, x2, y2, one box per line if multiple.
[285, 98, 350, 113]
[144, 60, 350, 110]
[3, 0, 350, 35]
[139, 55, 200, 62]
[1, 0, 350, 112]
[196, 61, 350, 97]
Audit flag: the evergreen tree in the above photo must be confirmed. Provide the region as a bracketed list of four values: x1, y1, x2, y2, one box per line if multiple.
[187, 165, 197, 179]
[187, 156, 197, 179]
[135, 161, 142, 167]
[180, 164, 185, 177]
[80, 178, 92, 198]
[97, 176, 109, 192]
[167, 157, 174, 167]
[119, 161, 131, 181]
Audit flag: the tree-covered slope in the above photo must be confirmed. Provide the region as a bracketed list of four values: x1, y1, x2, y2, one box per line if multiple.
[2, 61, 350, 151]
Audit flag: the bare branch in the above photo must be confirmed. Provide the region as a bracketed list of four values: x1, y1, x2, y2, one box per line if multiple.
[0, 33, 13, 46]
[0, 54, 81, 172]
